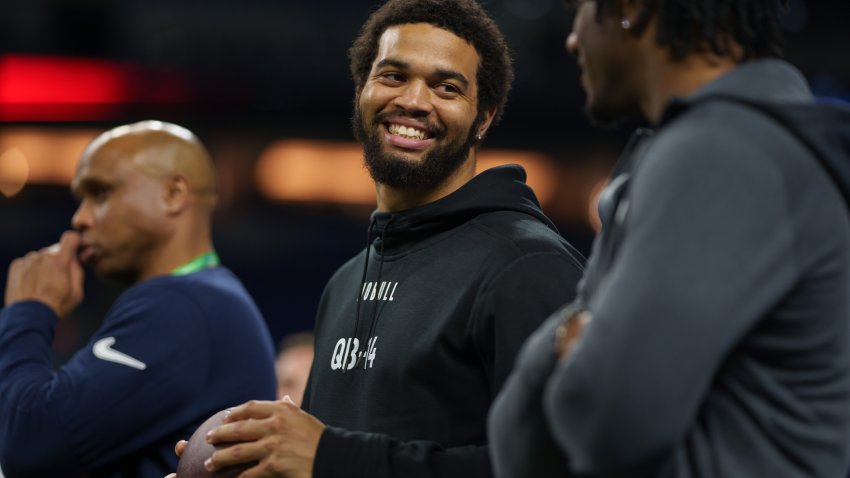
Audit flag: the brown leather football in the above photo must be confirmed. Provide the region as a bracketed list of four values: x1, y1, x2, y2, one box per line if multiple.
[176, 410, 255, 478]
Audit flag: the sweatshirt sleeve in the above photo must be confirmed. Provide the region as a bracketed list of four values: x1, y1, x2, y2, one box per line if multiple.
[488, 310, 574, 478]
[314, 426, 492, 478]
[542, 127, 799, 475]
[472, 251, 584, 395]
[0, 284, 212, 476]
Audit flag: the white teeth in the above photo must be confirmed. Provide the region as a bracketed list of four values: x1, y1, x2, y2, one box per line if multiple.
[389, 124, 427, 140]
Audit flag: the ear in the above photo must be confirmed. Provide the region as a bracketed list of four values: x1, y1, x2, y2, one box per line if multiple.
[163, 175, 191, 216]
[619, 0, 655, 36]
[474, 106, 498, 144]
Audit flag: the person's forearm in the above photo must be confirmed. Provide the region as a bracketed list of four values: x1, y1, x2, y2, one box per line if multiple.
[0, 302, 81, 475]
[315, 427, 492, 478]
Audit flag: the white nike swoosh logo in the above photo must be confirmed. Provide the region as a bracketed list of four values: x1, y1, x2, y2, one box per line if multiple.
[92, 337, 147, 370]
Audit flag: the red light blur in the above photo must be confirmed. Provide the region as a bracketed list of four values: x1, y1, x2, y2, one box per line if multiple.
[0, 54, 193, 121]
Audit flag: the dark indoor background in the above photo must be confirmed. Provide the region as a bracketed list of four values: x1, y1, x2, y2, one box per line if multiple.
[1, 0, 848, 362]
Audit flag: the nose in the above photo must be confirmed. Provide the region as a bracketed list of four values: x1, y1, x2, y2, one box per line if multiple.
[566, 31, 579, 57]
[71, 199, 93, 232]
[392, 80, 433, 115]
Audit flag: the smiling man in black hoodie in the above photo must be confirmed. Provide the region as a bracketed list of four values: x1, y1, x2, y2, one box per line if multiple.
[190, 1, 585, 477]
[489, 0, 850, 477]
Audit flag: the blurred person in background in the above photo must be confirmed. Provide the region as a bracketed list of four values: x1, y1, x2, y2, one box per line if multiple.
[184, 0, 585, 477]
[275, 331, 314, 406]
[489, 0, 850, 477]
[0, 121, 276, 477]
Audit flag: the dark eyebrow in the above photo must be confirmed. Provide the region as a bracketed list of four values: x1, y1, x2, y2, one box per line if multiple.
[375, 58, 410, 71]
[375, 58, 470, 91]
[71, 177, 111, 199]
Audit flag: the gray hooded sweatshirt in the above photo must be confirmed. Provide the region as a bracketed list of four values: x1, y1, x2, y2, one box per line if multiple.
[489, 59, 850, 478]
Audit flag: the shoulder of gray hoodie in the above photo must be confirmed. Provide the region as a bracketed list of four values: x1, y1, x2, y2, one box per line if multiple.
[489, 59, 850, 478]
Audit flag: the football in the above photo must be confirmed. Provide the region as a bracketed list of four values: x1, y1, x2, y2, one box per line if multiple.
[176, 410, 255, 478]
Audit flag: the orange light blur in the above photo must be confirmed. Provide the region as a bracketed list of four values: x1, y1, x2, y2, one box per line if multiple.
[1, 130, 559, 207]
[0, 148, 29, 197]
[255, 140, 374, 204]
[586, 177, 609, 233]
[0, 128, 99, 196]
[476, 151, 556, 205]
[255, 139, 557, 205]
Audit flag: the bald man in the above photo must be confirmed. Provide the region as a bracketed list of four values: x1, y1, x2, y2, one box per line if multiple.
[0, 121, 276, 478]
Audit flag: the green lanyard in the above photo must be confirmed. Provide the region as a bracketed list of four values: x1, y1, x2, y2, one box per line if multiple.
[171, 251, 221, 276]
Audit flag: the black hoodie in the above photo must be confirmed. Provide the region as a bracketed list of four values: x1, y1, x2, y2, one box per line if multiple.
[303, 164, 585, 478]
[490, 59, 850, 478]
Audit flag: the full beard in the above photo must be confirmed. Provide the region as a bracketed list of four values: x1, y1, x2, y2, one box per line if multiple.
[353, 105, 480, 191]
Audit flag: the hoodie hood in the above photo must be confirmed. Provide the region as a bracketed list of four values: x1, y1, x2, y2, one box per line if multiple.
[753, 98, 850, 210]
[369, 164, 557, 252]
[344, 163, 561, 372]
[663, 59, 850, 211]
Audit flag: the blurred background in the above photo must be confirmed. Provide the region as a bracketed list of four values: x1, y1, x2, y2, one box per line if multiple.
[1, 0, 848, 362]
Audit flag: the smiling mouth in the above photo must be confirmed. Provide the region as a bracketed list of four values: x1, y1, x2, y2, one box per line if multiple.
[385, 122, 433, 141]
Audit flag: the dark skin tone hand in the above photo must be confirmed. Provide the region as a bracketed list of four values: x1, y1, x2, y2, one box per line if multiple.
[165, 396, 325, 478]
[4, 231, 84, 318]
[554, 310, 592, 360]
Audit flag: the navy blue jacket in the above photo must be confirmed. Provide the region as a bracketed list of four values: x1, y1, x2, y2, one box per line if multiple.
[0, 267, 276, 478]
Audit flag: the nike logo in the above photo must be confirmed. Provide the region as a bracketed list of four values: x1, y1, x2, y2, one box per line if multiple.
[92, 337, 147, 370]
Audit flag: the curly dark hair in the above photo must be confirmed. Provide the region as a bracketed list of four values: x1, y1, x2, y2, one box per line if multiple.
[350, 0, 514, 125]
[579, 0, 787, 60]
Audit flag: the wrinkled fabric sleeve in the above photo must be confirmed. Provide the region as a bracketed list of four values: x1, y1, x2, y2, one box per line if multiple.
[315, 427, 492, 478]
[0, 286, 212, 476]
[488, 309, 575, 478]
[542, 125, 799, 475]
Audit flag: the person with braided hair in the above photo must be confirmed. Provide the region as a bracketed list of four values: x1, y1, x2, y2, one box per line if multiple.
[490, 0, 850, 476]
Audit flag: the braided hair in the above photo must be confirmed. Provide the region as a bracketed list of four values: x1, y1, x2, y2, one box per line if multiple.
[585, 0, 788, 59]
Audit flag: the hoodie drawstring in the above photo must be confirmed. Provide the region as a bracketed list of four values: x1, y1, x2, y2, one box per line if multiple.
[344, 215, 394, 373]
[344, 217, 377, 374]
[362, 215, 393, 358]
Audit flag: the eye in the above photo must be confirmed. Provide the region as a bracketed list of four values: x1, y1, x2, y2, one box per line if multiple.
[90, 185, 114, 202]
[434, 82, 463, 98]
[378, 72, 405, 84]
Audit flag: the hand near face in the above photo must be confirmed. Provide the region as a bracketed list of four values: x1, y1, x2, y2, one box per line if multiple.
[204, 396, 325, 478]
[4, 231, 85, 318]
